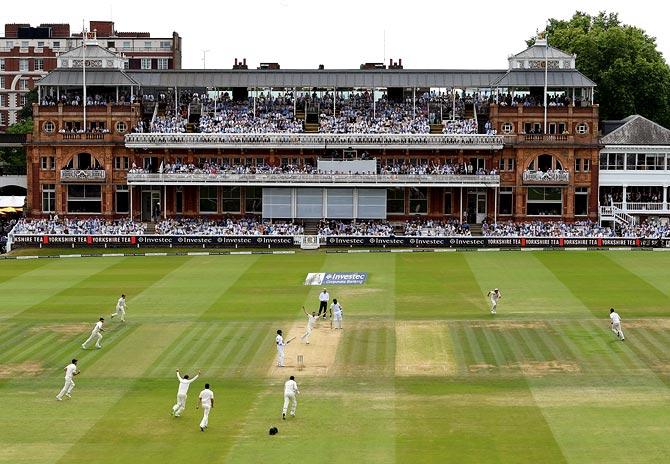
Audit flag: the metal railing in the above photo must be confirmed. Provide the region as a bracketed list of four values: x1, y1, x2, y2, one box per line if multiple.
[522, 170, 570, 183]
[125, 132, 505, 149]
[126, 172, 501, 186]
[60, 169, 106, 182]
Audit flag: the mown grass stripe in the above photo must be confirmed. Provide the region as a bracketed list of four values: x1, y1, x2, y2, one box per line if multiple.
[366, 326, 379, 369]
[447, 323, 469, 375]
[225, 325, 269, 374]
[206, 323, 249, 369]
[243, 324, 276, 377]
[0, 332, 50, 362]
[383, 324, 396, 376]
[189, 323, 236, 368]
[538, 323, 575, 362]
[550, 322, 604, 374]
[461, 323, 488, 367]
[498, 329, 528, 371]
[145, 323, 204, 377]
[578, 320, 632, 372]
[517, 329, 550, 362]
[3, 332, 62, 364]
[0, 323, 31, 352]
[471, 326, 499, 366]
[631, 328, 670, 362]
[480, 327, 508, 366]
[624, 329, 666, 371]
[177, 324, 223, 368]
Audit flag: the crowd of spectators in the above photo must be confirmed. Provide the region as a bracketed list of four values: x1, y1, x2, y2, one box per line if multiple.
[403, 219, 471, 236]
[443, 119, 479, 134]
[317, 220, 393, 236]
[150, 116, 187, 133]
[155, 218, 303, 236]
[11, 217, 146, 235]
[1, 218, 18, 253]
[199, 112, 302, 133]
[481, 219, 670, 238]
[380, 162, 496, 176]
[40, 93, 134, 107]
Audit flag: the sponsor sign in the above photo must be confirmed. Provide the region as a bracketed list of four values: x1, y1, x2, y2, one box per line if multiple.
[10, 235, 669, 249]
[304, 272, 368, 285]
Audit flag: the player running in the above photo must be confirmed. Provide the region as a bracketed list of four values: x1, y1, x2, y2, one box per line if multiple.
[300, 306, 319, 344]
[81, 317, 104, 349]
[56, 359, 79, 401]
[110, 294, 127, 322]
[487, 288, 502, 314]
[197, 383, 214, 431]
[282, 375, 299, 419]
[172, 368, 200, 417]
[609, 308, 625, 341]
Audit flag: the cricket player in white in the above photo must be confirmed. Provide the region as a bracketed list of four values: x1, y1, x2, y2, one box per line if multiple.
[318, 289, 330, 319]
[110, 294, 127, 322]
[282, 375, 299, 419]
[610, 308, 625, 341]
[331, 298, 343, 329]
[487, 288, 501, 314]
[300, 306, 319, 344]
[276, 330, 285, 367]
[56, 358, 79, 401]
[172, 368, 200, 417]
[197, 383, 214, 431]
[81, 317, 105, 349]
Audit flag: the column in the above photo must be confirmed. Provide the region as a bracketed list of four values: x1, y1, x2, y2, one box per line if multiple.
[622, 185, 627, 211]
[663, 186, 667, 211]
[459, 187, 463, 223]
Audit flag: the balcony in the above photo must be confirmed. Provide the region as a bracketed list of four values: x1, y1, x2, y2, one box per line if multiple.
[124, 133, 505, 150]
[60, 169, 106, 182]
[126, 172, 501, 188]
[522, 170, 569, 185]
[611, 202, 670, 214]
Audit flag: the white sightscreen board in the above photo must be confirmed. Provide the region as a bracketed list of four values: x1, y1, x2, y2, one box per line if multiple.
[326, 188, 354, 218]
[262, 188, 292, 218]
[296, 188, 324, 218]
[357, 188, 387, 219]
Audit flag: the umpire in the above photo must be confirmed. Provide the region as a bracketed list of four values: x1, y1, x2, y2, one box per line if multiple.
[318, 288, 330, 319]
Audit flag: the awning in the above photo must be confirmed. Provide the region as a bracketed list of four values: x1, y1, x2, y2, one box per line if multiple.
[493, 70, 596, 88]
[37, 70, 139, 87]
[0, 196, 25, 208]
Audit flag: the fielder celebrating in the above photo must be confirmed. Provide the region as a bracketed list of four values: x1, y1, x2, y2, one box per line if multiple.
[609, 308, 625, 341]
[56, 358, 79, 401]
[81, 317, 104, 349]
[282, 375, 299, 419]
[331, 298, 343, 329]
[172, 368, 200, 417]
[197, 383, 214, 431]
[300, 306, 319, 344]
[110, 294, 127, 322]
[487, 288, 502, 315]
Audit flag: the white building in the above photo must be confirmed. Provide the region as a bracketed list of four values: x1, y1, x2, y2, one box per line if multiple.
[599, 115, 670, 225]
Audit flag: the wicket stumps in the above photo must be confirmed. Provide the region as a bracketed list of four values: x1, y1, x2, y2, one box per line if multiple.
[297, 354, 304, 371]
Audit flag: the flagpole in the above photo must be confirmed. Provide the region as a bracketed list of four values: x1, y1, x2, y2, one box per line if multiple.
[543, 34, 548, 134]
[83, 27, 87, 132]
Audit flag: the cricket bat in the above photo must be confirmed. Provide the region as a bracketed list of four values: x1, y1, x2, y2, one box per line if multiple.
[285, 336, 296, 344]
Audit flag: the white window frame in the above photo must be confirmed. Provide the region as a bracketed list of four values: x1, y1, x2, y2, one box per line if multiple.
[576, 123, 589, 135]
[157, 58, 169, 70]
[141, 58, 152, 70]
[19, 59, 30, 72]
[42, 184, 56, 213]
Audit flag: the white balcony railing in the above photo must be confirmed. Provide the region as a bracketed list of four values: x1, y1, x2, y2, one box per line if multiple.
[60, 169, 106, 182]
[522, 170, 570, 184]
[125, 132, 505, 150]
[126, 172, 501, 187]
[612, 202, 668, 212]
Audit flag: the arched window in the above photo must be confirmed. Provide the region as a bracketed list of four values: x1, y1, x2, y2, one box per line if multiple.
[63, 153, 103, 170]
[528, 154, 563, 172]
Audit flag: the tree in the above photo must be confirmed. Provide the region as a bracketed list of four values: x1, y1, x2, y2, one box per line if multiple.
[0, 119, 33, 169]
[529, 11, 670, 127]
[17, 88, 38, 121]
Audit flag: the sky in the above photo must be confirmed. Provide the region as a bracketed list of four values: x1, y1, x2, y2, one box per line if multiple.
[2, 0, 668, 70]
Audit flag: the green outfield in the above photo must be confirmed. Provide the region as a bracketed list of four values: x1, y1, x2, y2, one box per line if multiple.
[1, 250, 670, 463]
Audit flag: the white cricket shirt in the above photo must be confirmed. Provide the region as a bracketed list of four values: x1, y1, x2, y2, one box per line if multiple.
[284, 379, 299, 396]
[331, 302, 342, 315]
[117, 298, 126, 310]
[177, 373, 199, 395]
[276, 334, 284, 347]
[64, 363, 77, 380]
[307, 314, 318, 329]
[199, 388, 214, 407]
[610, 312, 621, 324]
[92, 321, 103, 334]
[319, 292, 329, 302]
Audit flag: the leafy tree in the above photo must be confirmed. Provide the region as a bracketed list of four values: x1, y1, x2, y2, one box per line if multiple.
[17, 88, 38, 121]
[0, 120, 33, 169]
[529, 11, 670, 127]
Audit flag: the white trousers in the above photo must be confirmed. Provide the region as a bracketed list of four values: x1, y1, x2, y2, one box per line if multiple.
[111, 308, 125, 321]
[199, 404, 211, 428]
[612, 322, 625, 340]
[82, 332, 102, 348]
[333, 312, 342, 329]
[490, 300, 497, 313]
[277, 346, 285, 366]
[57, 378, 75, 399]
[283, 393, 297, 415]
[301, 327, 312, 343]
[172, 393, 187, 416]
